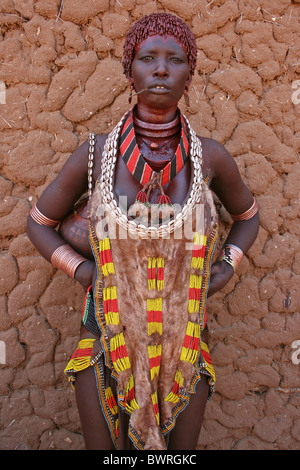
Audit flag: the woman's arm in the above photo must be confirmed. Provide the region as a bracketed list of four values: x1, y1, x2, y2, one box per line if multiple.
[204, 139, 259, 297]
[27, 138, 95, 290]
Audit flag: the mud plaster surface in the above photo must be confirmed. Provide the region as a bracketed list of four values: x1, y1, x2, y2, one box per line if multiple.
[0, 0, 300, 451]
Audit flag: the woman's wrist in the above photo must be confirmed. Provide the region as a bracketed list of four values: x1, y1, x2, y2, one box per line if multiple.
[51, 244, 86, 279]
[74, 259, 95, 289]
[216, 244, 244, 272]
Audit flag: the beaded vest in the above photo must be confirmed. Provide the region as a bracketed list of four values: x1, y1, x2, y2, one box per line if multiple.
[88, 109, 218, 450]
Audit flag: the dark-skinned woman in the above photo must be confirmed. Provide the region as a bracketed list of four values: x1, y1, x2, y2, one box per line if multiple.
[27, 13, 259, 450]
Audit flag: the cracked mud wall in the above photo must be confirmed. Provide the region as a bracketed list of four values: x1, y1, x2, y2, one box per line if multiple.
[0, 0, 299, 450]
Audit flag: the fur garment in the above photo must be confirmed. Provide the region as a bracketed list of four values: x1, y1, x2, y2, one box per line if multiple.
[89, 182, 217, 449]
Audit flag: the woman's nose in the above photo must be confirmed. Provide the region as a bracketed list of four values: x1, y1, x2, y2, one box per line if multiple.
[153, 59, 169, 78]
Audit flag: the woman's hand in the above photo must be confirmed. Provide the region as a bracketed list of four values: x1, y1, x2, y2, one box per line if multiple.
[75, 260, 95, 291]
[207, 260, 234, 297]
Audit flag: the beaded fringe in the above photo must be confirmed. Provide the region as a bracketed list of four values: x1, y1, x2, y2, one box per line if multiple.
[148, 257, 164, 291]
[147, 298, 163, 335]
[123, 374, 140, 413]
[110, 332, 131, 373]
[99, 237, 115, 277]
[64, 338, 96, 388]
[148, 344, 162, 380]
[103, 285, 120, 325]
[164, 370, 184, 403]
[180, 321, 201, 364]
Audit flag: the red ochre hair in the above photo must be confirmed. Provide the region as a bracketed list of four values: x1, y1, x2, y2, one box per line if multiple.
[122, 13, 197, 79]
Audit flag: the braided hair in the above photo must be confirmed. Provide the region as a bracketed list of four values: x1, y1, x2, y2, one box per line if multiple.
[122, 13, 197, 79]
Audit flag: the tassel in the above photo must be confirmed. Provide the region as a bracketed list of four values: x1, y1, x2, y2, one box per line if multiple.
[148, 257, 156, 291]
[135, 190, 151, 207]
[151, 391, 160, 425]
[148, 344, 162, 380]
[147, 298, 163, 336]
[188, 274, 202, 314]
[154, 193, 174, 222]
[156, 194, 172, 206]
[148, 257, 164, 291]
[124, 374, 140, 412]
[99, 237, 115, 276]
[180, 321, 201, 364]
[110, 333, 131, 372]
[157, 257, 164, 291]
[191, 232, 206, 270]
[200, 341, 216, 383]
[164, 370, 184, 403]
[103, 285, 120, 325]
[64, 339, 96, 375]
[105, 387, 118, 415]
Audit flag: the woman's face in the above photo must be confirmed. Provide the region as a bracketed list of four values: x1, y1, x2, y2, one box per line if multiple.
[130, 34, 191, 109]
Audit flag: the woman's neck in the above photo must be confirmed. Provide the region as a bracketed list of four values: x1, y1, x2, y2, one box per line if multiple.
[132, 105, 181, 170]
[134, 101, 179, 124]
[133, 110, 180, 140]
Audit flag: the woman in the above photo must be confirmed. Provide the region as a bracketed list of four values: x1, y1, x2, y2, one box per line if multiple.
[27, 13, 259, 450]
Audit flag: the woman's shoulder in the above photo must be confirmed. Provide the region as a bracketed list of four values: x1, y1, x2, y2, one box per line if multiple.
[198, 135, 229, 160]
[197, 135, 233, 180]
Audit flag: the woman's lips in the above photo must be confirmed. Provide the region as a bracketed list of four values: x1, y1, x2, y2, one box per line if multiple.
[148, 85, 171, 94]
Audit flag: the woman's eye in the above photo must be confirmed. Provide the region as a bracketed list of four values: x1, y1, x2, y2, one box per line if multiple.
[170, 57, 182, 63]
[141, 56, 153, 61]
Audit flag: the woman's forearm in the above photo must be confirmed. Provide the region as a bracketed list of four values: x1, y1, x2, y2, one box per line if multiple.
[207, 212, 259, 297]
[27, 215, 93, 285]
[222, 212, 260, 254]
[27, 215, 66, 263]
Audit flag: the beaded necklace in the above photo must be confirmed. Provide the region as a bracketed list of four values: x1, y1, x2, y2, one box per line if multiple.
[98, 109, 203, 238]
[119, 108, 189, 207]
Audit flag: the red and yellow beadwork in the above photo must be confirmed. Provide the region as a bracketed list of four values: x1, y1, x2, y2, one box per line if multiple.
[191, 232, 206, 270]
[103, 285, 120, 326]
[99, 237, 115, 277]
[180, 321, 201, 365]
[147, 298, 163, 335]
[147, 256, 164, 425]
[110, 332, 131, 373]
[123, 374, 140, 413]
[148, 344, 162, 380]
[148, 257, 164, 291]
[165, 370, 184, 403]
[151, 391, 160, 425]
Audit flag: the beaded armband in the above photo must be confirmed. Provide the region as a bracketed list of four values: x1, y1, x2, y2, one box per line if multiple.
[51, 244, 86, 279]
[30, 203, 59, 228]
[217, 244, 244, 272]
[230, 198, 258, 222]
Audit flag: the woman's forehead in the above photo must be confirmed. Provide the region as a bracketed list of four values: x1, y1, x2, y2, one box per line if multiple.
[134, 34, 188, 56]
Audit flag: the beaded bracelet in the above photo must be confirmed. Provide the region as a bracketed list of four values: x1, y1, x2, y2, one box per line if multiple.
[217, 244, 244, 272]
[51, 244, 86, 279]
[30, 203, 59, 228]
[230, 198, 258, 222]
